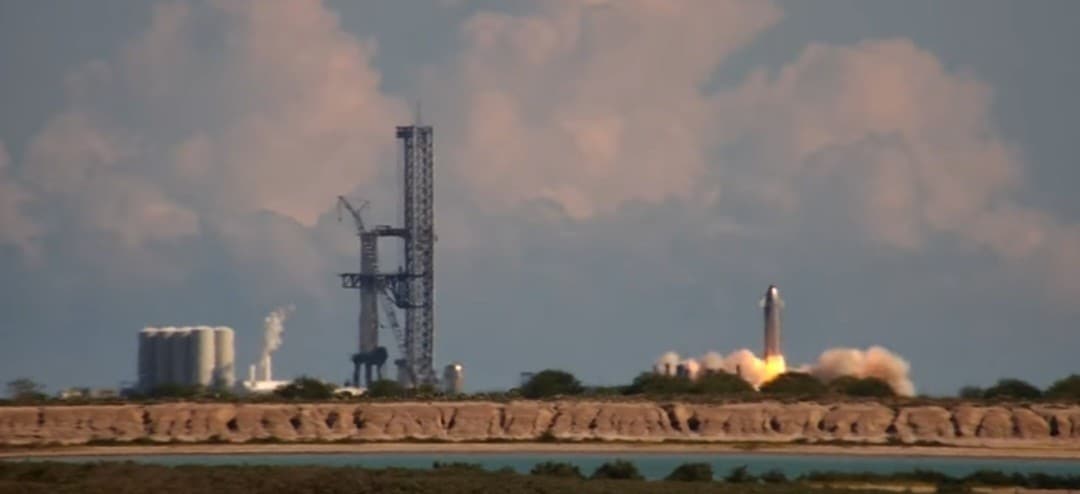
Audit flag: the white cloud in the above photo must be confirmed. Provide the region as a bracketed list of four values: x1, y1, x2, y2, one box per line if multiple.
[8, 0, 1080, 304]
[0, 142, 39, 256]
[433, 0, 782, 219]
[10, 0, 406, 288]
[711, 39, 1080, 297]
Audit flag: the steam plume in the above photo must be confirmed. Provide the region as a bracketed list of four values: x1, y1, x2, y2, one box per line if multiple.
[258, 305, 293, 381]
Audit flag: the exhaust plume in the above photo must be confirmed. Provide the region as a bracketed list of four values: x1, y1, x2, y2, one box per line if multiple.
[653, 345, 915, 396]
[809, 346, 915, 396]
[258, 304, 294, 381]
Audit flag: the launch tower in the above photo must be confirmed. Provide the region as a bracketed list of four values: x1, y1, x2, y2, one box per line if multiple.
[340, 121, 437, 387]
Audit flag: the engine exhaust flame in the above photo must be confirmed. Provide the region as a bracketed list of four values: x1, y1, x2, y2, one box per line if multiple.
[653, 346, 914, 396]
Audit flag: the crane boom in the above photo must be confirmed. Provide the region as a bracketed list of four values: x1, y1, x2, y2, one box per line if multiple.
[336, 196, 369, 234]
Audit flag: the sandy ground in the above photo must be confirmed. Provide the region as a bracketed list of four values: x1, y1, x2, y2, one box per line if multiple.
[2, 442, 1080, 460]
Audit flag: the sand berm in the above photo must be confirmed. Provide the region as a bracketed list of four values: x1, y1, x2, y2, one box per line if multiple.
[2, 401, 1080, 455]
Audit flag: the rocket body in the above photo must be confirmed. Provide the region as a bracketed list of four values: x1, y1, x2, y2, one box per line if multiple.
[762, 285, 783, 359]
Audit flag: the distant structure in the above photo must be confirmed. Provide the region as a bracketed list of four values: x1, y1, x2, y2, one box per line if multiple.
[442, 362, 464, 394]
[240, 362, 289, 394]
[339, 119, 438, 387]
[760, 285, 784, 359]
[137, 326, 235, 391]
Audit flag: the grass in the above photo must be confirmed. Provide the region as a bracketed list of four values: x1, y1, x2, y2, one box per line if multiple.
[2, 461, 1078, 493]
[0, 461, 952, 494]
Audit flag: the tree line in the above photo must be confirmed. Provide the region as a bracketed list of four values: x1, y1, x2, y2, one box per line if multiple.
[5, 371, 1080, 403]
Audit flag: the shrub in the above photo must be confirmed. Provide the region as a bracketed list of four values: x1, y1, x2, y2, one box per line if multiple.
[5, 378, 47, 402]
[724, 465, 757, 484]
[520, 370, 584, 399]
[828, 376, 895, 397]
[958, 386, 984, 399]
[1046, 374, 1080, 400]
[530, 461, 584, 479]
[760, 469, 787, 483]
[623, 373, 694, 395]
[695, 371, 755, 394]
[664, 462, 713, 482]
[274, 376, 336, 400]
[982, 378, 1042, 400]
[148, 384, 207, 399]
[365, 379, 408, 398]
[760, 372, 826, 396]
[432, 461, 484, 472]
[590, 460, 643, 480]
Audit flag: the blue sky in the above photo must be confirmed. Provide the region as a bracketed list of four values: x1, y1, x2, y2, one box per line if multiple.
[1, 0, 1078, 395]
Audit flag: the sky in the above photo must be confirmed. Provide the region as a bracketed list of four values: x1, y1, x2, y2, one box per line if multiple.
[1, 0, 1079, 396]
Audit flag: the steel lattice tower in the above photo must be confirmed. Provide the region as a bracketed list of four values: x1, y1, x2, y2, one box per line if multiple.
[397, 124, 436, 385]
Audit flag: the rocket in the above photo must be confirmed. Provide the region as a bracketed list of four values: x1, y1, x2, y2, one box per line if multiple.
[760, 285, 783, 359]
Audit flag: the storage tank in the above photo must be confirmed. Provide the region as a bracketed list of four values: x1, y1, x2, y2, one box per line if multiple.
[171, 327, 192, 387]
[155, 327, 177, 387]
[137, 327, 159, 392]
[213, 326, 235, 389]
[442, 362, 464, 394]
[190, 326, 216, 387]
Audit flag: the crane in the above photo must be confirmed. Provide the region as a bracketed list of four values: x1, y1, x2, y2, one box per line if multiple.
[337, 196, 388, 387]
[337, 196, 369, 234]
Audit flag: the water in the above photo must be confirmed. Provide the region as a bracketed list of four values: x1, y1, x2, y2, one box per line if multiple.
[14, 453, 1080, 480]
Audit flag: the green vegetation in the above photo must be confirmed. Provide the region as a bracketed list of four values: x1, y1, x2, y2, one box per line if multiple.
[530, 461, 584, 479]
[723, 465, 757, 483]
[273, 376, 336, 400]
[1, 461, 1078, 493]
[760, 372, 827, 396]
[364, 379, 408, 398]
[520, 370, 585, 399]
[980, 378, 1042, 400]
[7, 363, 1080, 406]
[590, 459, 643, 480]
[432, 461, 485, 472]
[624, 371, 754, 396]
[799, 469, 1080, 490]
[1046, 374, 1080, 399]
[4, 378, 46, 402]
[664, 462, 713, 482]
[826, 376, 895, 397]
[958, 385, 984, 399]
[760, 469, 788, 483]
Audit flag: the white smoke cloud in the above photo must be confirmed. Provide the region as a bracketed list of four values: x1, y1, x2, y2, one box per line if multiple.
[655, 345, 916, 396]
[653, 351, 680, 375]
[258, 305, 294, 376]
[810, 346, 915, 397]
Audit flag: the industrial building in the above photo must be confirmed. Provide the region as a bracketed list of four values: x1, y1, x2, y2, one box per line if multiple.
[239, 358, 289, 394]
[137, 326, 235, 392]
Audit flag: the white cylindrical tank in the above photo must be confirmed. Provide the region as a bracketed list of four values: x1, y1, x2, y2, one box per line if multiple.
[190, 326, 216, 387]
[155, 327, 177, 387]
[213, 326, 235, 389]
[442, 362, 464, 394]
[171, 327, 192, 387]
[138, 327, 159, 392]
